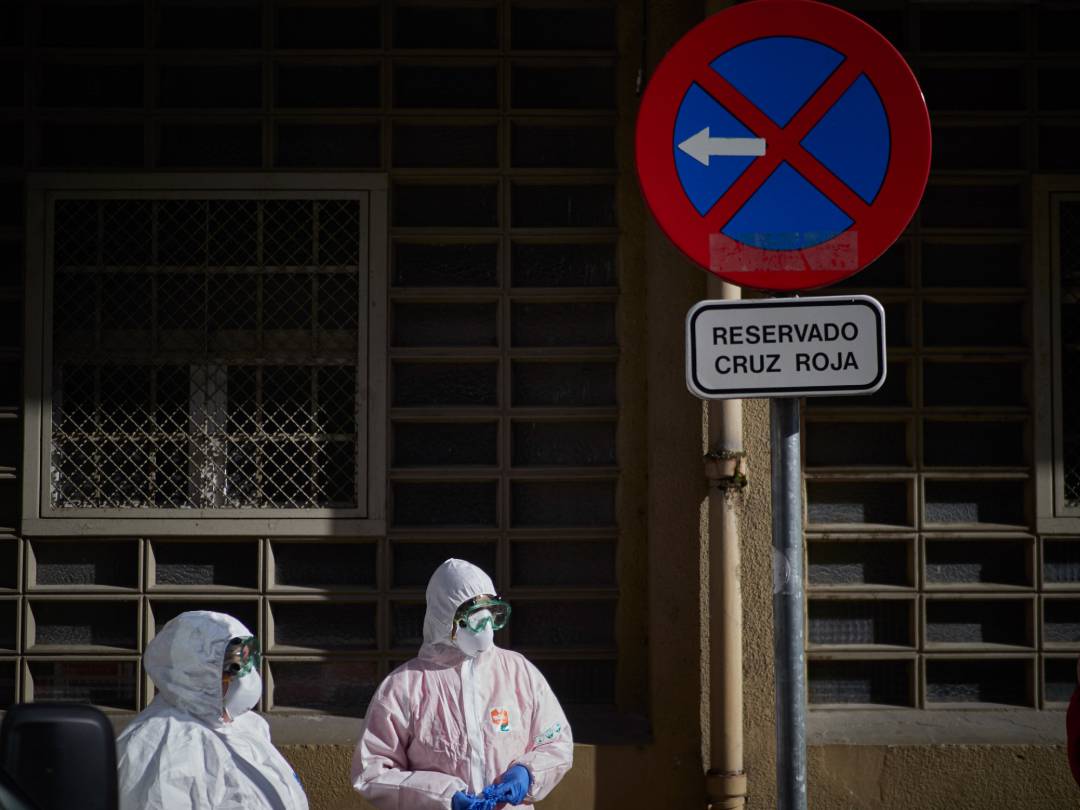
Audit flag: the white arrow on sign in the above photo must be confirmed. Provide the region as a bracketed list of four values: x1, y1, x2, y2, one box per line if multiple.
[678, 126, 766, 165]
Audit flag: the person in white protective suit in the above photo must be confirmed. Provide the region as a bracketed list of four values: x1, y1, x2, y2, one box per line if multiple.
[352, 558, 573, 810]
[116, 610, 308, 810]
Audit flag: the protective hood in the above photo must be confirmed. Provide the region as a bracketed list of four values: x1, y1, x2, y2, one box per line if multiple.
[421, 559, 495, 653]
[144, 610, 251, 724]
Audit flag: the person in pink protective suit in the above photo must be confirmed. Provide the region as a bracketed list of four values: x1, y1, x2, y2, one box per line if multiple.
[351, 558, 573, 810]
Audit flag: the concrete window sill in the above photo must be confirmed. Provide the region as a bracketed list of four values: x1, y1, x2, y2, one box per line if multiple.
[809, 709, 1067, 746]
[108, 708, 652, 747]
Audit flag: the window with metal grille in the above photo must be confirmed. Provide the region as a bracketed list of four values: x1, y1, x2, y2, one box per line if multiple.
[22, 176, 387, 534]
[1039, 189, 1080, 527]
[1035, 185, 1080, 732]
[1061, 206, 1080, 506]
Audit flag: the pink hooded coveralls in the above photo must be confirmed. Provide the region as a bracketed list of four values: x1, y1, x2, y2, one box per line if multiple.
[351, 559, 574, 809]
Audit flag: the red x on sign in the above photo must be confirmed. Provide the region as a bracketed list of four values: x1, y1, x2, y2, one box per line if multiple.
[635, 0, 931, 292]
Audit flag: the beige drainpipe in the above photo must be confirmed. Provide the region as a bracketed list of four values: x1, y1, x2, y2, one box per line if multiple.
[704, 277, 747, 810]
[698, 0, 745, 804]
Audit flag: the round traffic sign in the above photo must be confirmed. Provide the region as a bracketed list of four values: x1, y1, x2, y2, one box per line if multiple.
[635, 0, 931, 292]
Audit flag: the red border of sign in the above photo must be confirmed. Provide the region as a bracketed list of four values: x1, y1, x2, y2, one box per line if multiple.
[635, 0, 931, 292]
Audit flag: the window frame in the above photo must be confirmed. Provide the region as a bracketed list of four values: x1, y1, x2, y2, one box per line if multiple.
[21, 172, 388, 536]
[1035, 175, 1080, 532]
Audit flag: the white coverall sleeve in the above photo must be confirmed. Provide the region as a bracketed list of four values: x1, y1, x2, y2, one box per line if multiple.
[513, 666, 573, 803]
[352, 695, 467, 810]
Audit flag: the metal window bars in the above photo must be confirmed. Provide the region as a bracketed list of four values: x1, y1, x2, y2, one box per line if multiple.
[49, 198, 360, 509]
[1060, 201, 1080, 507]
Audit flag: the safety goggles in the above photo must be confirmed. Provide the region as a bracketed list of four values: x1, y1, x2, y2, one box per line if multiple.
[454, 596, 511, 635]
[222, 635, 261, 678]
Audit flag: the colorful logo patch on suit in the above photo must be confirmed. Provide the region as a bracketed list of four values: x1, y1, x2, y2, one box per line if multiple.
[534, 721, 563, 746]
[489, 708, 511, 733]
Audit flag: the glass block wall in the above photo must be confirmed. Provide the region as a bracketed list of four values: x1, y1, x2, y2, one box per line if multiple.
[804, 1, 1080, 709]
[0, 0, 625, 724]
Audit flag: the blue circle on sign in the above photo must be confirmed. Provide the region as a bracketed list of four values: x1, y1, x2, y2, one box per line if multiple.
[673, 36, 890, 250]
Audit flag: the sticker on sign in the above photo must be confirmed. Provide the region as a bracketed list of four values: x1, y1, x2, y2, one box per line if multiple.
[686, 295, 886, 399]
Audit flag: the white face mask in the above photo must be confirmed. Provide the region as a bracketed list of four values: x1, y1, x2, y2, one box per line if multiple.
[454, 622, 494, 657]
[223, 671, 262, 720]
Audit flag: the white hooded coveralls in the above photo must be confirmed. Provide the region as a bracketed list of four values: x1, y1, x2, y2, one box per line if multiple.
[352, 559, 574, 809]
[116, 610, 308, 810]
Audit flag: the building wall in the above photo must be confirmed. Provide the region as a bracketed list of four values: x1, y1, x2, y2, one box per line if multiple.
[6, 1, 1080, 807]
[736, 394, 1076, 809]
[1, 1, 714, 807]
[724, 1, 1080, 805]
[271, 3, 719, 805]
[679, 2, 1080, 808]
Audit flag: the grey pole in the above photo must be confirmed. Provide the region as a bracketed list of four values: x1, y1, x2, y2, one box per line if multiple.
[770, 396, 807, 810]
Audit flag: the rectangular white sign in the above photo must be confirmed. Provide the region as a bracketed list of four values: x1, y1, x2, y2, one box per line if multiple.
[686, 295, 886, 400]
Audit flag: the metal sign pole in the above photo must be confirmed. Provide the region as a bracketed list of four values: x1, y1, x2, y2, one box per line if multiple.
[770, 395, 807, 810]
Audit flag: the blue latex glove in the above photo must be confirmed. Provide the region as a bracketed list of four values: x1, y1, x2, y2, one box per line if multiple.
[479, 784, 501, 809]
[493, 764, 531, 805]
[452, 790, 497, 810]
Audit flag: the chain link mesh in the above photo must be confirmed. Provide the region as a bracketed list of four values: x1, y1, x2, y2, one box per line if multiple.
[50, 198, 360, 509]
[1061, 201, 1080, 507]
